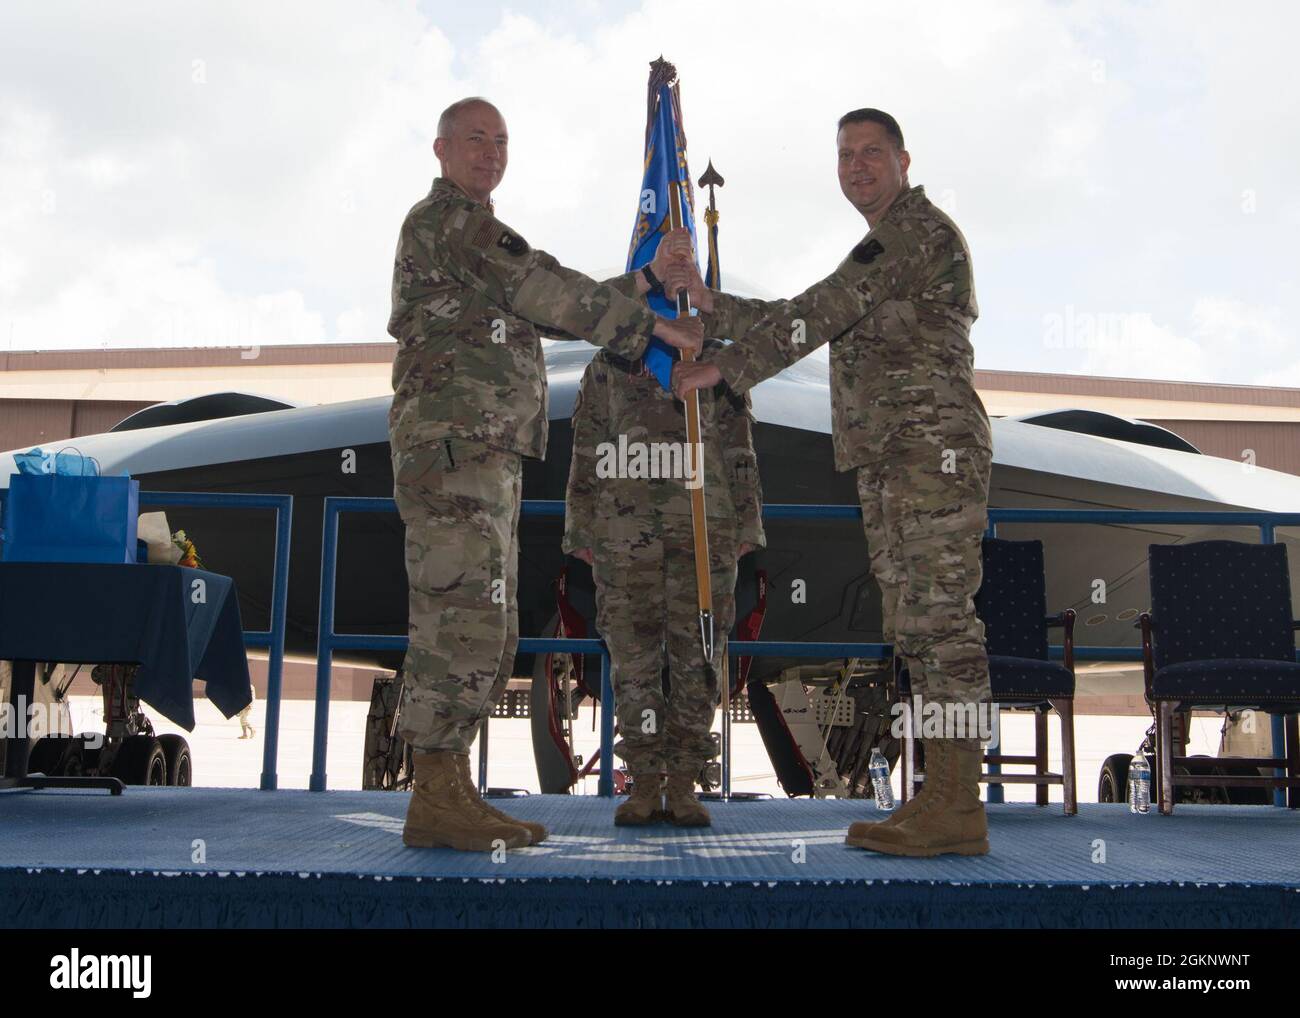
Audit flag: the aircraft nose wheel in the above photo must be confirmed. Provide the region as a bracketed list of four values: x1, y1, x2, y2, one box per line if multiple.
[158, 734, 192, 786]
[26, 735, 83, 777]
[1098, 753, 1132, 803]
[111, 735, 168, 786]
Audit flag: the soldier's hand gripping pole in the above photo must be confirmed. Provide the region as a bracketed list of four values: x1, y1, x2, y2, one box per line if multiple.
[668, 181, 715, 672]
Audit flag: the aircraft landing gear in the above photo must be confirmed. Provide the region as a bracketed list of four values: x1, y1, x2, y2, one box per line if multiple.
[67, 663, 193, 786]
[1098, 719, 1272, 806]
[363, 672, 413, 790]
[0, 662, 181, 793]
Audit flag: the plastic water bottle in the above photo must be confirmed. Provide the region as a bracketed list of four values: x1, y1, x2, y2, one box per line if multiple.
[869, 747, 895, 811]
[1128, 753, 1151, 814]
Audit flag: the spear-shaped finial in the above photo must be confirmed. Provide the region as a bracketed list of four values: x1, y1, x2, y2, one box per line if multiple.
[698, 160, 724, 191]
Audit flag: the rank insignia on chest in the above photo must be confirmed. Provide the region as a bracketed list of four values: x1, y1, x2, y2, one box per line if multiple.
[497, 231, 529, 256]
[852, 238, 885, 264]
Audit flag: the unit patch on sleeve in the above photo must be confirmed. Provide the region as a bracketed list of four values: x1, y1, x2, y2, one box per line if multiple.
[852, 238, 885, 265]
[497, 231, 529, 256]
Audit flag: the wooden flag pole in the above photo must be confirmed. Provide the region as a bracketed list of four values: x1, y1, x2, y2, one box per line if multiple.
[697, 159, 729, 799]
[669, 178, 728, 801]
[667, 181, 715, 676]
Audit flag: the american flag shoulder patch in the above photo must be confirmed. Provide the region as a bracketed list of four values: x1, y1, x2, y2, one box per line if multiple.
[471, 217, 497, 249]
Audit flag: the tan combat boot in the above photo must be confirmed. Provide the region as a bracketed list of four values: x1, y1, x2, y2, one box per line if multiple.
[845, 741, 942, 842]
[845, 738, 988, 857]
[453, 754, 548, 843]
[663, 771, 711, 827]
[615, 772, 665, 826]
[403, 750, 532, 851]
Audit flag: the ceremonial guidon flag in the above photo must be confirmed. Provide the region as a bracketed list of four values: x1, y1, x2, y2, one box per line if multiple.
[625, 71, 700, 392]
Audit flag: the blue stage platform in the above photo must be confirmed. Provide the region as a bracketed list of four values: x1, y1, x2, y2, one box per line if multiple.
[1, 789, 1296, 929]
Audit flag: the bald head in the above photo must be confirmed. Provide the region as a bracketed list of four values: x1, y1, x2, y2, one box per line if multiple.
[436, 97, 501, 139]
[433, 98, 508, 204]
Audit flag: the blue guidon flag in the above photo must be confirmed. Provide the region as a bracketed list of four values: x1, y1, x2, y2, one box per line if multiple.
[625, 61, 699, 392]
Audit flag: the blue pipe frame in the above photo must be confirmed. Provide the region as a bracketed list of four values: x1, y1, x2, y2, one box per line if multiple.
[311, 499, 1299, 804]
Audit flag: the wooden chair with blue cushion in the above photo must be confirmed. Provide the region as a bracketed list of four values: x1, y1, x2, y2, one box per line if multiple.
[898, 537, 1078, 816]
[1141, 540, 1300, 815]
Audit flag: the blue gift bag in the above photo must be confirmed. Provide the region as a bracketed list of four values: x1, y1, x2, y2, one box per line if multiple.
[12, 446, 101, 477]
[4, 458, 140, 563]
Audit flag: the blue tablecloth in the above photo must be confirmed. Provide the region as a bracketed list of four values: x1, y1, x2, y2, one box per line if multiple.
[0, 563, 252, 730]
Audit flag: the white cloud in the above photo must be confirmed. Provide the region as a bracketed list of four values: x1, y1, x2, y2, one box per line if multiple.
[1072, 309, 1214, 383]
[1061, 296, 1290, 385]
[1, 0, 459, 350]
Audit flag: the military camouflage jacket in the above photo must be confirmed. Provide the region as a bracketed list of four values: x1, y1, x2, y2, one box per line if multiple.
[388, 177, 656, 459]
[563, 340, 766, 553]
[706, 185, 991, 472]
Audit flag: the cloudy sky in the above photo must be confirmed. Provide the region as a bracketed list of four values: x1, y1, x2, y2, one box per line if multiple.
[2, 0, 1297, 386]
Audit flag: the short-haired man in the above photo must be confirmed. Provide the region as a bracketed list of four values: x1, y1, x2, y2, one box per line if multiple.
[389, 97, 701, 852]
[669, 108, 993, 858]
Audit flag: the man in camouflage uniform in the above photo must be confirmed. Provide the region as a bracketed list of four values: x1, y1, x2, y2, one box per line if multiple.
[388, 97, 702, 852]
[563, 341, 765, 826]
[671, 109, 992, 857]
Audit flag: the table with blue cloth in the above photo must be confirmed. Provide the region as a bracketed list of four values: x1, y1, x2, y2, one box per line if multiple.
[0, 562, 252, 790]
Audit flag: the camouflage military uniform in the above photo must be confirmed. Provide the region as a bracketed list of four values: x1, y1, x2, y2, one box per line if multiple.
[388, 176, 658, 754]
[564, 341, 765, 773]
[705, 185, 991, 704]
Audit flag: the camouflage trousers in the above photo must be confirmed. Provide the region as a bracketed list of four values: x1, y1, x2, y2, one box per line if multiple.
[392, 438, 521, 754]
[856, 444, 992, 704]
[592, 517, 737, 774]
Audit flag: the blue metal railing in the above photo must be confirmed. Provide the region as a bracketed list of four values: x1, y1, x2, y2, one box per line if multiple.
[312, 496, 398, 794]
[0, 488, 293, 790]
[311, 499, 1298, 803]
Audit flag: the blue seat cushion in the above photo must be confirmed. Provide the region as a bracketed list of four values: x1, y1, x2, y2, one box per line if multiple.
[1151, 658, 1300, 705]
[898, 657, 1074, 701]
[988, 656, 1075, 700]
